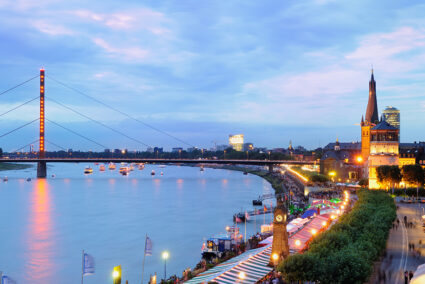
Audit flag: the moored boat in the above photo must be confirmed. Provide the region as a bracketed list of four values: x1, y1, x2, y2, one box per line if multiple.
[99, 164, 106, 171]
[151, 170, 155, 176]
[108, 163, 116, 170]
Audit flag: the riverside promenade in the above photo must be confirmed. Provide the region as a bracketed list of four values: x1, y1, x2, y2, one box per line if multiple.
[370, 202, 425, 284]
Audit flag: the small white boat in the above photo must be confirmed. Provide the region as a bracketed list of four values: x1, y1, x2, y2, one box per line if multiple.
[161, 172, 164, 176]
[108, 163, 116, 170]
[138, 164, 145, 170]
[151, 170, 155, 176]
[200, 166, 204, 172]
[3, 177, 7, 182]
[99, 164, 106, 171]
[119, 167, 130, 175]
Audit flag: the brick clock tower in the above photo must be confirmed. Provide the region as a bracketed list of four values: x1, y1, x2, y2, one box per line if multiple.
[269, 200, 289, 266]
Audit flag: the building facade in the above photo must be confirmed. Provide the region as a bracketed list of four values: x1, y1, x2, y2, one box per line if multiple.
[368, 120, 400, 189]
[229, 134, 244, 151]
[382, 106, 400, 130]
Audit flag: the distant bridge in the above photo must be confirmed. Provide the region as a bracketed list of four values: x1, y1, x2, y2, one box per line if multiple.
[0, 158, 314, 166]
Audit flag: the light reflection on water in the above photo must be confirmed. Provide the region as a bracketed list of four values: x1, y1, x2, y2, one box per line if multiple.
[26, 179, 54, 282]
[0, 163, 272, 283]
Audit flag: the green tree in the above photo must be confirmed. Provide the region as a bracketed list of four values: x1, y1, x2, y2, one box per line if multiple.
[402, 164, 424, 187]
[377, 165, 401, 192]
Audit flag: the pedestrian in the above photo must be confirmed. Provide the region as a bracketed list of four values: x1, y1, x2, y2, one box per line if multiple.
[405, 216, 407, 224]
[405, 270, 409, 284]
[397, 218, 400, 226]
[409, 270, 414, 281]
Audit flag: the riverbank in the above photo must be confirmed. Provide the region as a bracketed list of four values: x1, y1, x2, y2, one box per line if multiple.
[0, 163, 32, 171]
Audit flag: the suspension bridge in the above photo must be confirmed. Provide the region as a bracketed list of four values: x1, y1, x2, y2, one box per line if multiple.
[0, 69, 314, 178]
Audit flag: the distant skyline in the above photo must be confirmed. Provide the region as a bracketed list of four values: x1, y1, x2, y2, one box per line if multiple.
[0, 0, 425, 151]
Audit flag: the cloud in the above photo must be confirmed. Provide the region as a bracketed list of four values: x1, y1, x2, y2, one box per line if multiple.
[92, 38, 150, 61]
[32, 20, 75, 36]
[70, 9, 170, 34]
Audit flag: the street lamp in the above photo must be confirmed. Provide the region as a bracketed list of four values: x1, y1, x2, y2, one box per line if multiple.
[162, 251, 169, 280]
[223, 150, 226, 159]
[112, 265, 121, 284]
[328, 171, 336, 182]
[295, 239, 301, 246]
[311, 229, 317, 236]
[272, 253, 279, 268]
[268, 151, 271, 160]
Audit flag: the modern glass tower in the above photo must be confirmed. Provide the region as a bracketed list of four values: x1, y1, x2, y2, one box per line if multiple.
[382, 106, 400, 130]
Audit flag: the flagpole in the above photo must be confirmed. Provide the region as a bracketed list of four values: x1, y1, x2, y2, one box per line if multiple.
[244, 211, 247, 243]
[141, 234, 147, 284]
[81, 250, 84, 284]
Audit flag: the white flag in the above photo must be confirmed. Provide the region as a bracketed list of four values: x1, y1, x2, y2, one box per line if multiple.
[83, 252, 95, 276]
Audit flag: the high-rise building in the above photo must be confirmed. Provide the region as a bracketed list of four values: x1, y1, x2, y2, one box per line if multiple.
[229, 134, 244, 151]
[382, 106, 400, 130]
[361, 70, 379, 160]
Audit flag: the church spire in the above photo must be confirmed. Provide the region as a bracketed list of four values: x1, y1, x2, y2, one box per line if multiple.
[365, 69, 379, 124]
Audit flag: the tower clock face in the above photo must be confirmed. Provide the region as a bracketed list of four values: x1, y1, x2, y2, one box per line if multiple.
[275, 214, 283, 222]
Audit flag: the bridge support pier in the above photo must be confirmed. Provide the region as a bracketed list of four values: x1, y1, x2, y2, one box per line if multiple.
[268, 164, 273, 173]
[37, 161, 47, 178]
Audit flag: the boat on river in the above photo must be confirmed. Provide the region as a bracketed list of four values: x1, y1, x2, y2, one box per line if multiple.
[138, 163, 145, 170]
[151, 170, 155, 176]
[119, 167, 130, 175]
[99, 164, 105, 171]
[84, 167, 93, 174]
[202, 226, 241, 259]
[108, 163, 116, 170]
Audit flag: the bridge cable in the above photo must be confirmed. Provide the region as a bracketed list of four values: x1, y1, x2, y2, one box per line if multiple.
[10, 139, 39, 153]
[0, 118, 39, 139]
[46, 119, 108, 149]
[47, 75, 196, 148]
[0, 75, 39, 97]
[0, 96, 39, 118]
[45, 139, 68, 151]
[48, 98, 151, 147]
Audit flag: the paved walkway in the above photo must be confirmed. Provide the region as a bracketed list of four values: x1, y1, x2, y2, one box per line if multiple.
[373, 203, 425, 284]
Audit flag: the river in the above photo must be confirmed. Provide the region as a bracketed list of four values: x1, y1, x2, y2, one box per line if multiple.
[0, 163, 274, 283]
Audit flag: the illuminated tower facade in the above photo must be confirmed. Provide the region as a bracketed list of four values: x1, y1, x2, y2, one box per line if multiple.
[37, 68, 47, 178]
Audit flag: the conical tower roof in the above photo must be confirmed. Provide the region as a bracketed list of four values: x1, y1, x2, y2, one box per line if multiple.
[365, 69, 379, 124]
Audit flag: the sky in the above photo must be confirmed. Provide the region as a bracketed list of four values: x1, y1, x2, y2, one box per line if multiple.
[0, 0, 425, 151]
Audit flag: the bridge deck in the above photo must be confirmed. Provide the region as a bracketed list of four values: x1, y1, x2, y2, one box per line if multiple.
[0, 158, 314, 165]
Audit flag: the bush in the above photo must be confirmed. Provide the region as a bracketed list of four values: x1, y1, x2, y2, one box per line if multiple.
[279, 190, 396, 284]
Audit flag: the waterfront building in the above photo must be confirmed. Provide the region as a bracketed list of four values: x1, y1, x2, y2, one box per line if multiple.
[361, 70, 379, 161]
[368, 119, 399, 189]
[229, 134, 244, 151]
[320, 138, 361, 181]
[172, 147, 183, 153]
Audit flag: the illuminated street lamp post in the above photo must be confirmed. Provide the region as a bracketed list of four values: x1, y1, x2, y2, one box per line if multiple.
[179, 149, 181, 159]
[328, 171, 336, 182]
[246, 151, 249, 160]
[162, 251, 169, 280]
[356, 156, 363, 180]
[268, 151, 271, 160]
[223, 150, 226, 159]
[271, 253, 279, 270]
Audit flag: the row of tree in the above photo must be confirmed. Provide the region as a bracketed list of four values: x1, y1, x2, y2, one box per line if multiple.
[278, 190, 396, 283]
[376, 164, 424, 190]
